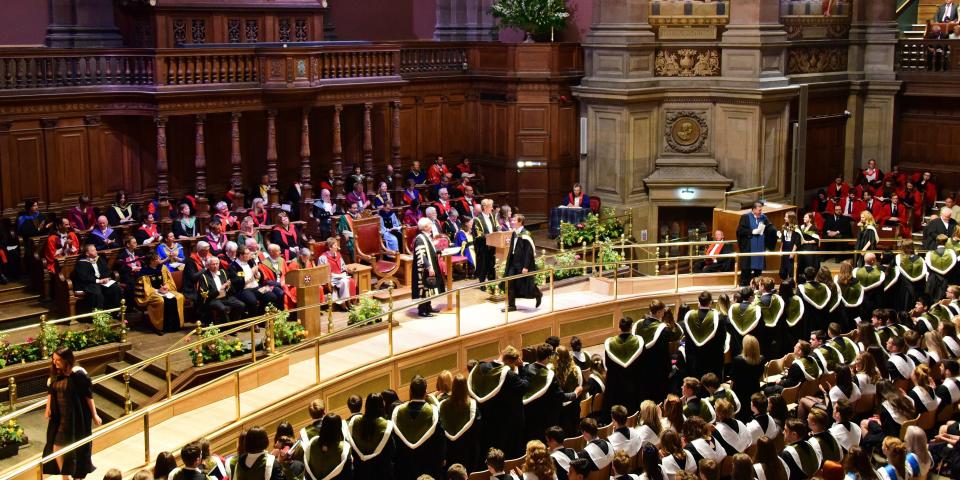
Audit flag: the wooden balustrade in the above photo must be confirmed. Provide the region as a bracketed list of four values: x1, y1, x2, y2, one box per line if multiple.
[315, 49, 398, 79]
[156, 51, 259, 86]
[399, 46, 469, 74]
[0, 52, 155, 90]
[896, 39, 960, 73]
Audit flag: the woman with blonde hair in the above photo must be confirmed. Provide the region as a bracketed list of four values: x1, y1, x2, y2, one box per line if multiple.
[516, 440, 556, 480]
[835, 260, 865, 329]
[923, 331, 949, 366]
[729, 334, 764, 421]
[434, 370, 453, 403]
[637, 400, 663, 445]
[877, 436, 920, 480]
[551, 345, 582, 435]
[853, 351, 881, 396]
[904, 426, 932, 480]
[857, 210, 878, 267]
[906, 364, 940, 414]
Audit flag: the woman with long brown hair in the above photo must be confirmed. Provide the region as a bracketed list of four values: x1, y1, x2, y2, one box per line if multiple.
[551, 346, 582, 435]
[438, 374, 480, 471]
[43, 347, 102, 480]
[753, 436, 787, 480]
[516, 440, 556, 479]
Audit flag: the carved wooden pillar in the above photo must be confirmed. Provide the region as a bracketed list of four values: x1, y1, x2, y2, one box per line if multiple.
[194, 114, 210, 227]
[362, 102, 374, 193]
[229, 112, 245, 215]
[266, 109, 280, 207]
[299, 107, 314, 215]
[332, 104, 344, 200]
[391, 100, 402, 189]
[155, 115, 172, 230]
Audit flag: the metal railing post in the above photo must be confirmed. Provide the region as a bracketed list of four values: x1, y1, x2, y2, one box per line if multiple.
[549, 268, 555, 313]
[388, 286, 394, 324]
[39, 315, 48, 359]
[7, 378, 16, 414]
[143, 412, 151, 464]
[504, 279, 510, 325]
[613, 260, 619, 300]
[314, 338, 322, 385]
[387, 313, 394, 357]
[674, 259, 680, 293]
[123, 372, 132, 415]
[266, 314, 276, 355]
[194, 321, 204, 367]
[327, 299, 335, 334]
[582, 242, 588, 275]
[120, 299, 127, 337]
[165, 354, 172, 399]
[455, 290, 461, 337]
[250, 325, 257, 363]
[234, 371, 241, 420]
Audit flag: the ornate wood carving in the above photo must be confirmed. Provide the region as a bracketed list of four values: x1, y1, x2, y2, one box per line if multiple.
[299, 107, 313, 204]
[229, 112, 243, 190]
[265, 109, 280, 206]
[655, 49, 720, 77]
[787, 47, 848, 74]
[155, 115, 172, 228]
[391, 100, 402, 187]
[363, 102, 374, 193]
[332, 104, 344, 199]
[194, 114, 207, 198]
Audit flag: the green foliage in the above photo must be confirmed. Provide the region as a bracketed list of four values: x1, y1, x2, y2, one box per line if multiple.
[348, 296, 385, 326]
[35, 322, 60, 360]
[598, 242, 624, 266]
[0, 310, 123, 370]
[268, 307, 307, 347]
[90, 310, 122, 344]
[490, 0, 570, 37]
[558, 209, 626, 249]
[189, 326, 246, 367]
[0, 418, 25, 446]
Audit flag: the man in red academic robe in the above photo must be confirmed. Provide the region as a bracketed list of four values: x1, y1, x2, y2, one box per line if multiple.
[825, 175, 849, 204]
[916, 171, 938, 211]
[427, 156, 450, 185]
[884, 193, 911, 236]
[271, 212, 304, 261]
[861, 190, 887, 224]
[45, 218, 80, 272]
[433, 188, 455, 221]
[259, 243, 301, 309]
[827, 191, 863, 220]
[456, 185, 478, 219]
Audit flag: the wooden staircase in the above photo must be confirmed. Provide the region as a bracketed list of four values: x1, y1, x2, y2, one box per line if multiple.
[0, 281, 50, 332]
[92, 355, 175, 422]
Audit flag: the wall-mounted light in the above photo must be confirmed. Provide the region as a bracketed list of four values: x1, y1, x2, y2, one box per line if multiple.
[678, 187, 696, 201]
[517, 161, 547, 169]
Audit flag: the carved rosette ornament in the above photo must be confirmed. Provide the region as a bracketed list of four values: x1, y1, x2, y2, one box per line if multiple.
[787, 47, 848, 74]
[655, 49, 720, 77]
[664, 112, 709, 154]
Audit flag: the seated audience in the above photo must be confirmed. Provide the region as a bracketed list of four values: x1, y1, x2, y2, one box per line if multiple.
[67, 194, 96, 232]
[693, 230, 734, 273]
[107, 190, 137, 226]
[45, 217, 80, 272]
[560, 183, 589, 209]
[90, 215, 120, 251]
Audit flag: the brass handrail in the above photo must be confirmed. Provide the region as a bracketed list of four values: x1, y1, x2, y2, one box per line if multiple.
[896, 0, 917, 16]
[0, 305, 122, 335]
[0, 244, 944, 480]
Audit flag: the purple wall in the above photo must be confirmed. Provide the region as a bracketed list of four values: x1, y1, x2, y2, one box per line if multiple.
[0, 0, 48, 46]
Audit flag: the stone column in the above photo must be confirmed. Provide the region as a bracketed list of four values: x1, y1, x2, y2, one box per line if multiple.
[229, 113, 245, 215]
[434, 0, 497, 40]
[155, 116, 172, 230]
[299, 107, 314, 208]
[332, 104, 344, 200]
[46, 0, 123, 47]
[720, 0, 788, 88]
[194, 114, 210, 226]
[362, 103, 374, 193]
[266, 109, 280, 207]
[391, 100, 403, 189]
[580, 0, 656, 89]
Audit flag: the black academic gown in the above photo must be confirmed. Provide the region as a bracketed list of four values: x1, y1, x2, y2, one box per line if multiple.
[602, 333, 643, 414]
[682, 308, 726, 379]
[504, 228, 541, 302]
[347, 416, 395, 480]
[521, 362, 577, 443]
[42, 368, 95, 478]
[392, 400, 446, 480]
[74, 256, 121, 311]
[468, 361, 529, 458]
[439, 398, 481, 472]
[634, 318, 673, 404]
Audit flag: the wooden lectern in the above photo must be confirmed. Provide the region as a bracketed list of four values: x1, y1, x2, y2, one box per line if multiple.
[485, 231, 513, 262]
[286, 264, 330, 339]
[713, 203, 797, 277]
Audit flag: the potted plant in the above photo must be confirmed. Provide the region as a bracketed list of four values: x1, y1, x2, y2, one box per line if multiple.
[490, 0, 570, 42]
[347, 296, 385, 326]
[0, 418, 25, 459]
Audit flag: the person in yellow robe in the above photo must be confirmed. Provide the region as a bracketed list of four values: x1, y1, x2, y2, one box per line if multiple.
[136, 252, 185, 334]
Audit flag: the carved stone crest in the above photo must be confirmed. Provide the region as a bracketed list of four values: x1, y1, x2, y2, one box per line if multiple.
[787, 47, 848, 74]
[655, 49, 720, 77]
[665, 112, 708, 154]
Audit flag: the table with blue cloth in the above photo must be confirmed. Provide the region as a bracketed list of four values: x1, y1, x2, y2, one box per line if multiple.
[549, 207, 590, 238]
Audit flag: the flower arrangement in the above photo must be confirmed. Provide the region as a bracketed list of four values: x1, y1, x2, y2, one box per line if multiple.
[268, 307, 308, 347]
[0, 417, 25, 453]
[558, 208, 626, 249]
[0, 310, 123, 370]
[347, 296, 385, 326]
[188, 327, 246, 367]
[490, 0, 570, 40]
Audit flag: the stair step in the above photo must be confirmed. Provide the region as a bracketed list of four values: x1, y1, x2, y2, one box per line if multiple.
[93, 392, 126, 423]
[0, 281, 29, 295]
[93, 376, 151, 410]
[0, 290, 41, 307]
[0, 302, 49, 324]
[123, 351, 181, 379]
[106, 361, 169, 397]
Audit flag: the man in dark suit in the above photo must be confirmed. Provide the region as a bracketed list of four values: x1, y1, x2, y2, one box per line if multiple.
[197, 256, 245, 321]
[736, 202, 777, 286]
[521, 343, 581, 442]
[822, 204, 853, 260]
[936, 0, 959, 23]
[693, 230, 734, 273]
[74, 243, 122, 311]
[923, 207, 957, 250]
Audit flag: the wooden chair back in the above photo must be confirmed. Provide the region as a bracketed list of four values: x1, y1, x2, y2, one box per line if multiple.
[781, 384, 801, 406]
[504, 456, 525, 473]
[764, 359, 783, 378]
[627, 412, 639, 428]
[467, 471, 490, 480]
[353, 216, 385, 259]
[587, 465, 610, 480]
[937, 402, 956, 423]
[403, 226, 418, 255]
[916, 410, 937, 431]
[563, 435, 585, 450]
[579, 397, 593, 420]
[597, 422, 614, 439]
[899, 414, 921, 439]
[853, 393, 875, 416]
[797, 380, 820, 401]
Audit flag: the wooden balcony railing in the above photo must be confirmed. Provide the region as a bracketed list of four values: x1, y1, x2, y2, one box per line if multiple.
[0, 50, 155, 90]
[400, 46, 469, 75]
[156, 51, 259, 86]
[896, 39, 959, 73]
